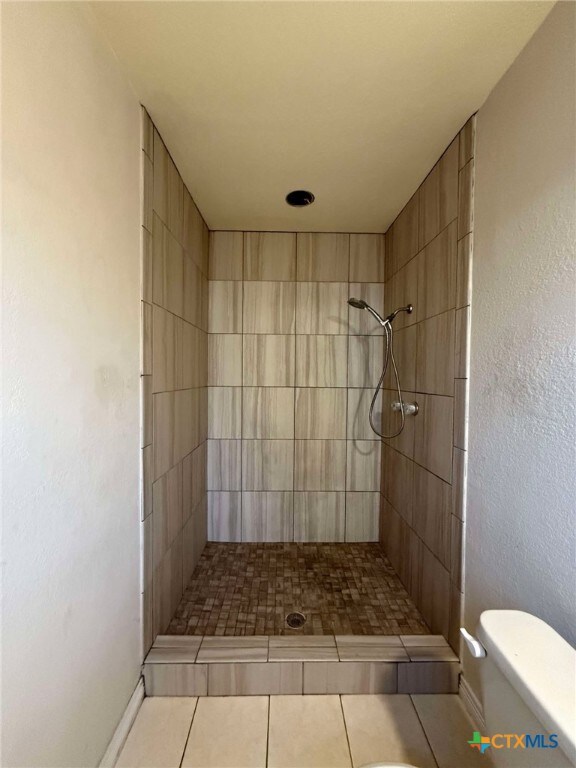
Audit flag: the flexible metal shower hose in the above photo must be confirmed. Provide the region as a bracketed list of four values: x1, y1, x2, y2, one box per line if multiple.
[368, 323, 406, 439]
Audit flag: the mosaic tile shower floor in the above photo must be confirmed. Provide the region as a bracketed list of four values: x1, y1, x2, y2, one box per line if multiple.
[167, 543, 430, 636]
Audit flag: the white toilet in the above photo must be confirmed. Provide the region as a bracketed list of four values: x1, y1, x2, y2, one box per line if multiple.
[362, 610, 576, 768]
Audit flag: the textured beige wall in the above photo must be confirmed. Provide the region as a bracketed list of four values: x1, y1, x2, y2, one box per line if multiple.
[2, 4, 141, 766]
[207, 232, 386, 542]
[379, 118, 474, 649]
[140, 112, 210, 648]
[465, 1, 576, 702]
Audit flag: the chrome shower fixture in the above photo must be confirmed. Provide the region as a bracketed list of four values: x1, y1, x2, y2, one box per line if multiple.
[347, 298, 416, 440]
[347, 298, 413, 327]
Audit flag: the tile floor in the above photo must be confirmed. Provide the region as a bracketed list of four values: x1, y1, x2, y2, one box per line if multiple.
[167, 543, 429, 635]
[116, 693, 488, 768]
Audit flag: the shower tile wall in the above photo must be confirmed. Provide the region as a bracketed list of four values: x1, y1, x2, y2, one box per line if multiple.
[141, 109, 209, 652]
[379, 115, 475, 651]
[207, 232, 385, 543]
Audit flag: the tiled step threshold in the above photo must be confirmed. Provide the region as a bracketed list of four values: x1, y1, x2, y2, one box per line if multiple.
[143, 635, 459, 696]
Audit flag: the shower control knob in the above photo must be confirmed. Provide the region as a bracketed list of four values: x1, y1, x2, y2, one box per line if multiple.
[391, 401, 419, 416]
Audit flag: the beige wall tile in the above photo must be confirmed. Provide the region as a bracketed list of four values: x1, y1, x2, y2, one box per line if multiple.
[116, 697, 197, 768]
[208, 231, 243, 280]
[153, 130, 183, 242]
[141, 108, 154, 158]
[207, 491, 241, 541]
[348, 335, 384, 388]
[182, 696, 268, 768]
[152, 305, 179, 392]
[243, 281, 295, 334]
[153, 391, 176, 479]
[416, 310, 455, 396]
[342, 694, 437, 768]
[420, 545, 450, 636]
[209, 663, 302, 696]
[380, 389, 417, 459]
[349, 234, 385, 282]
[456, 233, 473, 308]
[143, 663, 208, 696]
[242, 491, 294, 541]
[453, 379, 468, 450]
[386, 192, 419, 276]
[141, 444, 153, 520]
[348, 283, 386, 335]
[296, 335, 348, 387]
[383, 324, 416, 391]
[183, 442, 207, 519]
[296, 282, 348, 335]
[450, 514, 463, 590]
[244, 232, 296, 281]
[207, 439, 241, 491]
[458, 160, 474, 239]
[268, 695, 351, 767]
[182, 190, 207, 273]
[416, 220, 457, 322]
[141, 375, 152, 448]
[398, 661, 458, 694]
[141, 226, 153, 302]
[413, 463, 451, 567]
[208, 281, 242, 333]
[141, 153, 153, 233]
[183, 256, 203, 329]
[381, 444, 414, 524]
[208, 334, 242, 386]
[459, 114, 476, 168]
[346, 440, 381, 491]
[414, 394, 453, 483]
[294, 492, 345, 542]
[418, 137, 459, 250]
[243, 387, 294, 439]
[451, 447, 467, 521]
[449, 584, 463, 653]
[454, 306, 470, 378]
[243, 335, 295, 386]
[242, 440, 294, 491]
[208, 387, 241, 439]
[295, 440, 346, 491]
[141, 301, 152, 375]
[303, 662, 397, 694]
[388, 256, 418, 331]
[153, 462, 183, 568]
[152, 214, 184, 317]
[347, 388, 378, 441]
[296, 233, 349, 282]
[345, 492, 380, 541]
[295, 388, 347, 439]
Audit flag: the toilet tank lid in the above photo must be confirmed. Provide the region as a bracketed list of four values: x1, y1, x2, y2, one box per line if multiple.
[478, 610, 576, 761]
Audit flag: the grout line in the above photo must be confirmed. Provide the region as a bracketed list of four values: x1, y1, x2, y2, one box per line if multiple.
[339, 695, 355, 768]
[409, 695, 441, 768]
[265, 695, 271, 768]
[178, 696, 200, 768]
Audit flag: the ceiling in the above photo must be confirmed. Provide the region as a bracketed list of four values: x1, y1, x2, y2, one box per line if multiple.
[91, 1, 553, 233]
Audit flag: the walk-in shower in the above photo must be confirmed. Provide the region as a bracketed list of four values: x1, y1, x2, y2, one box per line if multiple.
[348, 298, 415, 439]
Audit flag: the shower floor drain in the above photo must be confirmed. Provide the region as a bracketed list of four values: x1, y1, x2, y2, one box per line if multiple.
[286, 611, 307, 629]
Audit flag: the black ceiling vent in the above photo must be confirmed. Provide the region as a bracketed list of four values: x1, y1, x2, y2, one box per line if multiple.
[286, 190, 315, 207]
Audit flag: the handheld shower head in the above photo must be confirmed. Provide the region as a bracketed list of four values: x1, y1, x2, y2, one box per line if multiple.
[348, 297, 387, 326]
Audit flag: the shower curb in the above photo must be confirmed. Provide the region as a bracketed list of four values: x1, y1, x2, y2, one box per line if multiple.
[143, 634, 459, 696]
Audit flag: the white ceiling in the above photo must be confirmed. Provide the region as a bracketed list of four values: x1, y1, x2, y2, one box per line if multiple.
[91, 1, 553, 233]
